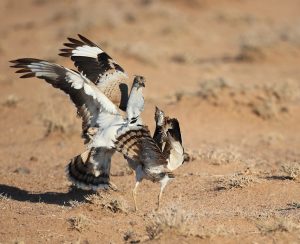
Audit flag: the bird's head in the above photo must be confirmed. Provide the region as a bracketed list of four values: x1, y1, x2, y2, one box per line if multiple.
[165, 118, 174, 130]
[133, 75, 146, 89]
[155, 106, 165, 126]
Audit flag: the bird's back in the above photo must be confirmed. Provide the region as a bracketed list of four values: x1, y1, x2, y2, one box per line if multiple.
[114, 125, 172, 181]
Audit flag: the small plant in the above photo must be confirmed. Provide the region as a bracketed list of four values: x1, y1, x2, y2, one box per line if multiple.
[68, 215, 90, 232]
[196, 78, 232, 104]
[202, 147, 242, 165]
[215, 173, 256, 191]
[68, 200, 83, 208]
[287, 202, 300, 209]
[281, 162, 300, 180]
[146, 206, 193, 240]
[123, 230, 140, 243]
[183, 149, 201, 162]
[186, 146, 242, 165]
[255, 217, 300, 235]
[0, 193, 10, 201]
[195, 225, 236, 239]
[165, 78, 300, 120]
[235, 44, 264, 62]
[85, 193, 128, 213]
[2, 94, 20, 107]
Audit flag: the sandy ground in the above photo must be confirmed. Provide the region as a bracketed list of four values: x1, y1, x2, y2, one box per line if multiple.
[1, 0, 300, 243]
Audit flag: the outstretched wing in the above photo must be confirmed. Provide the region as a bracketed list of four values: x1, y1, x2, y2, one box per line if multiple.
[67, 147, 115, 190]
[59, 34, 129, 110]
[10, 58, 119, 142]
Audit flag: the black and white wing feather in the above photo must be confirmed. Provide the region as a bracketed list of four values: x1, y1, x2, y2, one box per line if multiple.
[10, 58, 124, 191]
[10, 58, 119, 142]
[59, 34, 129, 110]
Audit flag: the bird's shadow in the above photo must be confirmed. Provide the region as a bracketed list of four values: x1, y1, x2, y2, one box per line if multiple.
[0, 184, 95, 206]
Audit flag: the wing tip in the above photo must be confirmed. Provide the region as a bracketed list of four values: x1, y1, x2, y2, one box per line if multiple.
[10, 59, 37, 78]
[20, 73, 35, 78]
[58, 48, 73, 57]
[78, 34, 97, 47]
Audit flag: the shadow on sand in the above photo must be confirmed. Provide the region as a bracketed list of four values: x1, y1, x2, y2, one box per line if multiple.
[0, 184, 95, 206]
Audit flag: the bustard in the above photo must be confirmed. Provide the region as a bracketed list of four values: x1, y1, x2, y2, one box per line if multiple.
[10, 35, 185, 210]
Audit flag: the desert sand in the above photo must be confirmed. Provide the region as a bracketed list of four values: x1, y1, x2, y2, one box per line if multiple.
[1, 0, 300, 243]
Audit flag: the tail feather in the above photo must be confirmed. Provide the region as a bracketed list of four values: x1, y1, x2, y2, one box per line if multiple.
[67, 149, 112, 191]
[167, 118, 182, 144]
[114, 126, 151, 160]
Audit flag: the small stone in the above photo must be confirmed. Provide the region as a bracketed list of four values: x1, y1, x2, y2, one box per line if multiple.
[14, 167, 30, 174]
[30, 156, 38, 162]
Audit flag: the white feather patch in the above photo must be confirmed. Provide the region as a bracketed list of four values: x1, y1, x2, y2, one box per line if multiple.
[166, 139, 184, 171]
[65, 70, 119, 115]
[91, 114, 125, 148]
[126, 86, 144, 122]
[66, 72, 84, 89]
[28, 63, 59, 79]
[72, 45, 103, 58]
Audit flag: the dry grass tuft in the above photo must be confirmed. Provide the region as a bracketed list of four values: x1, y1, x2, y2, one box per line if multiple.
[196, 78, 232, 104]
[195, 225, 236, 239]
[287, 202, 300, 209]
[2, 94, 21, 108]
[67, 215, 90, 232]
[248, 81, 298, 119]
[235, 43, 265, 62]
[0, 193, 10, 201]
[186, 146, 242, 165]
[179, 149, 200, 162]
[215, 173, 257, 190]
[123, 230, 141, 243]
[146, 206, 194, 240]
[201, 147, 242, 165]
[281, 162, 300, 181]
[255, 217, 300, 235]
[68, 200, 84, 208]
[85, 193, 128, 213]
[166, 78, 300, 119]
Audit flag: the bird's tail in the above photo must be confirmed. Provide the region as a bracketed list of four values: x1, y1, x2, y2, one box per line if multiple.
[114, 125, 152, 161]
[163, 118, 185, 171]
[66, 148, 115, 191]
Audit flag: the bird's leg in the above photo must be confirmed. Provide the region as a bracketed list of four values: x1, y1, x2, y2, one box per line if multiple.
[132, 181, 140, 211]
[157, 187, 163, 210]
[132, 165, 144, 211]
[157, 175, 171, 210]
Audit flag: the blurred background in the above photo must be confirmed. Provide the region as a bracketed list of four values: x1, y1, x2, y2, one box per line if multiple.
[1, 0, 300, 243]
[1, 0, 300, 159]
